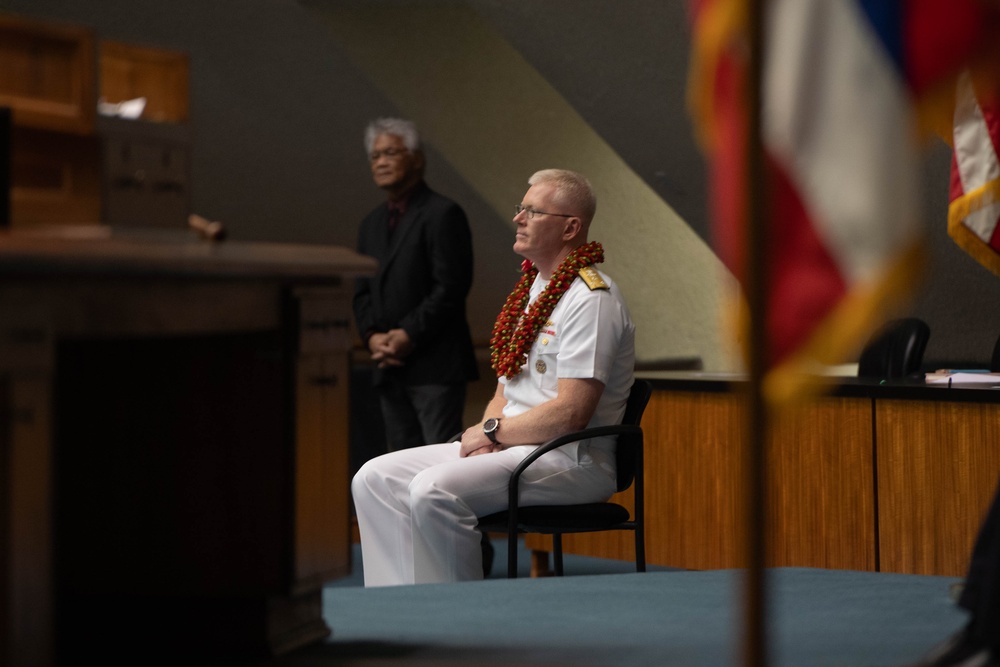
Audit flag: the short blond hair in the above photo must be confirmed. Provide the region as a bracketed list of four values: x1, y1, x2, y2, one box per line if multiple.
[528, 169, 596, 224]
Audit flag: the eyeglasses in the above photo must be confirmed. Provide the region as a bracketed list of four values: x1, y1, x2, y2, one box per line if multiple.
[369, 147, 408, 162]
[514, 204, 575, 220]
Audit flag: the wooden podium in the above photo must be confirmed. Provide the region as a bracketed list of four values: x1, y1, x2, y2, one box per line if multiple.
[0, 228, 375, 665]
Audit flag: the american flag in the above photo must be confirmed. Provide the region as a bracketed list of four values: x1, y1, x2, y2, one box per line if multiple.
[949, 71, 1000, 277]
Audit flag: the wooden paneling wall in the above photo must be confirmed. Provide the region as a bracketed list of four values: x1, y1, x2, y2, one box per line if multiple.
[529, 391, 877, 572]
[530, 386, 1000, 577]
[876, 399, 1000, 576]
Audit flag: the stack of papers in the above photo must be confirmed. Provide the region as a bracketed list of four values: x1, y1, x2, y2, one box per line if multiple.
[924, 370, 1000, 384]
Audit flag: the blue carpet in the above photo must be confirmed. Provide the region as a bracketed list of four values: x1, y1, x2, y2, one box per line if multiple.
[307, 542, 967, 666]
[325, 539, 672, 587]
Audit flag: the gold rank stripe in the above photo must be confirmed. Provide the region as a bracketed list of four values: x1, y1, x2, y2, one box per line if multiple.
[578, 266, 609, 290]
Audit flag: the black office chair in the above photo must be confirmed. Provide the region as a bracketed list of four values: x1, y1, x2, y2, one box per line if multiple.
[857, 317, 930, 380]
[990, 334, 1000, 372]
[477, 379, 652, 578]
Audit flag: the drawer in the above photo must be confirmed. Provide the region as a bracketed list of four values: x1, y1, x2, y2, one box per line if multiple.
[102, 130, 190, 228]
[298, 293, 352, 354]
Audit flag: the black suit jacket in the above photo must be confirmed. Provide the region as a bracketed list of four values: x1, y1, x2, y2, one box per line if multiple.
[353, 182, 479, 387]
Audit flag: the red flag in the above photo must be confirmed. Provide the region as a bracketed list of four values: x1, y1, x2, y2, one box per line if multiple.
[689, 0, 999, 403]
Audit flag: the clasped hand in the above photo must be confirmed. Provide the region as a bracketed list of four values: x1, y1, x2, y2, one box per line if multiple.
[369, 329, 414, 368]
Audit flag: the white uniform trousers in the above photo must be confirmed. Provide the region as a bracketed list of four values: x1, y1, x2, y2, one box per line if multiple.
[351, 441, 616, 586]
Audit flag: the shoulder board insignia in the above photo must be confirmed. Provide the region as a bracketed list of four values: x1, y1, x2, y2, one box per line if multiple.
[578, 266, 609, 291]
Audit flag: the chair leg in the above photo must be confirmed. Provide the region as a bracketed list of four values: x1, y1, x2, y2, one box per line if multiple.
[507, 528, 519, 579]
[636, 527, 646, 573]
[553, 534, 564, 576]
[530, 550, 552, 577]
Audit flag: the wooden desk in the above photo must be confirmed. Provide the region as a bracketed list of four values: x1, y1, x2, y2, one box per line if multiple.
[0, 229, 375, 666]
[526, 373, 1000, 578]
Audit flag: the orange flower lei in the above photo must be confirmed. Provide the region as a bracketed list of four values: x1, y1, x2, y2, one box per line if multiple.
[489, 241, 605, 379]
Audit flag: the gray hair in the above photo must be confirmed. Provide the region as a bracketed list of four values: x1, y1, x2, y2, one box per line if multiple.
[528, 169, 597, 224]
[364, 117, 421, 155]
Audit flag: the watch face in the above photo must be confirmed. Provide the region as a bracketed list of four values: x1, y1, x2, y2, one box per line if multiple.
[484, 418, 498, 432]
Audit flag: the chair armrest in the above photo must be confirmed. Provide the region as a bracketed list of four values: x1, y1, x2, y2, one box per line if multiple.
[506, 424, 643, 509]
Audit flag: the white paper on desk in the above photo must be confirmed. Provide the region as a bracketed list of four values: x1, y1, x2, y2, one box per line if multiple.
[925, 372, 1000, 384]
[97, 96, 147, 119]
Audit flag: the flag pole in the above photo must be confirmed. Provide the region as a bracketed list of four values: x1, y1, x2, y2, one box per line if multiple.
[744, 0, 769, 665]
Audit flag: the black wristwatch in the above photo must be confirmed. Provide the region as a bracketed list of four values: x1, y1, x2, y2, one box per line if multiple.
[483, 417, 501, 445]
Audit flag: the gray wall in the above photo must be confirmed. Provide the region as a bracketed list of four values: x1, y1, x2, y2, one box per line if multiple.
[4, 0, 999, 368]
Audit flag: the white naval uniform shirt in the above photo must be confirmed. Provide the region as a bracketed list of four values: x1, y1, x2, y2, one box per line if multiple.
[499, 268, 636, 476]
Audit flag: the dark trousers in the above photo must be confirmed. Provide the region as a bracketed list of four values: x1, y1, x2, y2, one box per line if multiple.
[959, 476, 1000, 650]
[378, 382, 467, 452]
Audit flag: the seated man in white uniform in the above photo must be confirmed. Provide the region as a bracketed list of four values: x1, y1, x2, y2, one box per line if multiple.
[352, 168, 636, 586]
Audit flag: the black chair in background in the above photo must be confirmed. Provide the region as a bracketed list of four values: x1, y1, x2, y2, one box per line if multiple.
[990, 334, 1000, 372]
[857, 317, 930, 380]
[477, 379, 653, 578]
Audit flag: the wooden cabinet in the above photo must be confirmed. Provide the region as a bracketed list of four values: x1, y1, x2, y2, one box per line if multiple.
[100, 118, 191, 228]
[97, 40, 191, 229]
[1, 14, 190, 228]
[99, 41, 189, 124]
[8, 126, 102, 226]
[2, 14, 100, 227]
[0, 15, 96, 135]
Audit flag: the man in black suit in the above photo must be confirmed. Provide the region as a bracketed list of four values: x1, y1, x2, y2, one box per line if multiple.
[353, 118, 478, 452]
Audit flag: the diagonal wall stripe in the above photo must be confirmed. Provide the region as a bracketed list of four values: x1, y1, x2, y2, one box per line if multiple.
[305, 1, 739, 370]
